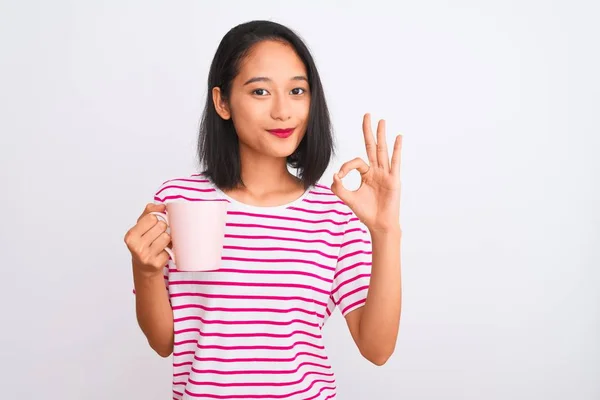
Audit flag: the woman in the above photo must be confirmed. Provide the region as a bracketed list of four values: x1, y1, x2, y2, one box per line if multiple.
[124, 20, 403, 399]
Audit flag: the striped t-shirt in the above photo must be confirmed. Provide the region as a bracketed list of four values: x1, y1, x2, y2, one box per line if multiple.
[144, 173, 372, 400]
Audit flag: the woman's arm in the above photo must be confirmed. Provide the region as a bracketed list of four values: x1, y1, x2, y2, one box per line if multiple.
[330, 113, 404, 366]
[345, 227, 402, 366]
[126, 203, 175, 357]
[133, 265, 174, 357]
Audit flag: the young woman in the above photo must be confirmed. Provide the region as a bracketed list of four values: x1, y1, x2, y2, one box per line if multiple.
[125, 20, 402, 399]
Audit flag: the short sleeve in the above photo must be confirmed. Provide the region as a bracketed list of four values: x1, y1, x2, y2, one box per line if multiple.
[331, 214, 372, 317]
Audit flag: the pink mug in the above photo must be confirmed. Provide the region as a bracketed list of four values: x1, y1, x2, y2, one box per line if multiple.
[151, 201, 228, 272]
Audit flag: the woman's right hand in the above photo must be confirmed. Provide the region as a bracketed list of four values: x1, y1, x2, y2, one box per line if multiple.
[124, 203, 171, 278]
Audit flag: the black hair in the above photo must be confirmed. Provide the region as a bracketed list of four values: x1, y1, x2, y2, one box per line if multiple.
[197, 20, 334, 190]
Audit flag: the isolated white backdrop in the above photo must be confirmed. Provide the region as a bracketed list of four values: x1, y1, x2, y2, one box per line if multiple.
[1, 1, 598, 399]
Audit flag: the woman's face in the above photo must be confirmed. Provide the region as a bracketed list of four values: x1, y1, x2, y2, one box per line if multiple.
[213, 40, 311, 160]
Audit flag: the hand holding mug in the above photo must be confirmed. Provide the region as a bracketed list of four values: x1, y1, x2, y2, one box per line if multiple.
[124, 203, 172, 278]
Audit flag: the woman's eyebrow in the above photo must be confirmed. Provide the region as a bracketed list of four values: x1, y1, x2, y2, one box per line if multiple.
[243, 76, 308, 85]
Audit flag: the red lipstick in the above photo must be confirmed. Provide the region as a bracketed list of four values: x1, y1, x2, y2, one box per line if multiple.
[267, 128, 295, 138]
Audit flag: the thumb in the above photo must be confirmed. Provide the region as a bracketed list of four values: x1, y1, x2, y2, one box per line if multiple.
[331, 173, 353, 206]
[139, 202, 166, 221]
[146, 203, 166, 215]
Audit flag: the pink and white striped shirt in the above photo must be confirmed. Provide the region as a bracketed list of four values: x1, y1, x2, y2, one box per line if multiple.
[142, 173, 372, 399]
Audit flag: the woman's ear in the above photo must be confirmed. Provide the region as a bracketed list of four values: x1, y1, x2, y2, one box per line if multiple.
[212, 87, 231, 120]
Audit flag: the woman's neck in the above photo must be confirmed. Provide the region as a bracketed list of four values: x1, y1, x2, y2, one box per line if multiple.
[222, 146, 305, 207]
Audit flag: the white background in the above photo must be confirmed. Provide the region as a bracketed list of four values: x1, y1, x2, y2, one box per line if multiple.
[1, 0, 599, 399]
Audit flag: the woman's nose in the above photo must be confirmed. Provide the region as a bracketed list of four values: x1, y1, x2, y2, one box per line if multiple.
[270, 94, 292, 121]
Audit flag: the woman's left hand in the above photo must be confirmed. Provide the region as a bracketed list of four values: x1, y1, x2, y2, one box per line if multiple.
[331, 113, 402, 234]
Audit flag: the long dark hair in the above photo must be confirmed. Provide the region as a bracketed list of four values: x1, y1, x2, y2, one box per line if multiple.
[197, 20, 334, 190]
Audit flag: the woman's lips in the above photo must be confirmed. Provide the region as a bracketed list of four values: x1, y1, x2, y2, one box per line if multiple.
[267, 128, 295, 138]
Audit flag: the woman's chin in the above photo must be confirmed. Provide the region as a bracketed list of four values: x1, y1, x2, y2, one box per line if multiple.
[242, 137, 301, 159]
[265, 141, 301, 159]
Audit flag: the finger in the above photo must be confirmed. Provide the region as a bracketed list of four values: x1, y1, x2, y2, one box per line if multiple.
[376, 119, 389, 169]
[330, 171, 353, 205]
[363, 113, 377, 166]
[338, 157, 370, 179]
[148, 250, 170, 271]
[127, 213, 162, 242]
[148, 231, 172, 258]
[390, 134, 403, 177]
[140, 217, 168, 244]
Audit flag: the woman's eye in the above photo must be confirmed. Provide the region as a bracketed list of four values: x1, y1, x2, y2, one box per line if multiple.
[291, 88, 306, 95]
[252, 89, 269, 96]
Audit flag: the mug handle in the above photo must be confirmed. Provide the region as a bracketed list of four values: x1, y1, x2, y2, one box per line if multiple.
[150, 211, 175, 263]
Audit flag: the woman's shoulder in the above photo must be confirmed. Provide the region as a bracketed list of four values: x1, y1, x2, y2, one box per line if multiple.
[152, 172, 218, 203]
[305, 181, 354, 216]
[310, 182, 336, 197]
